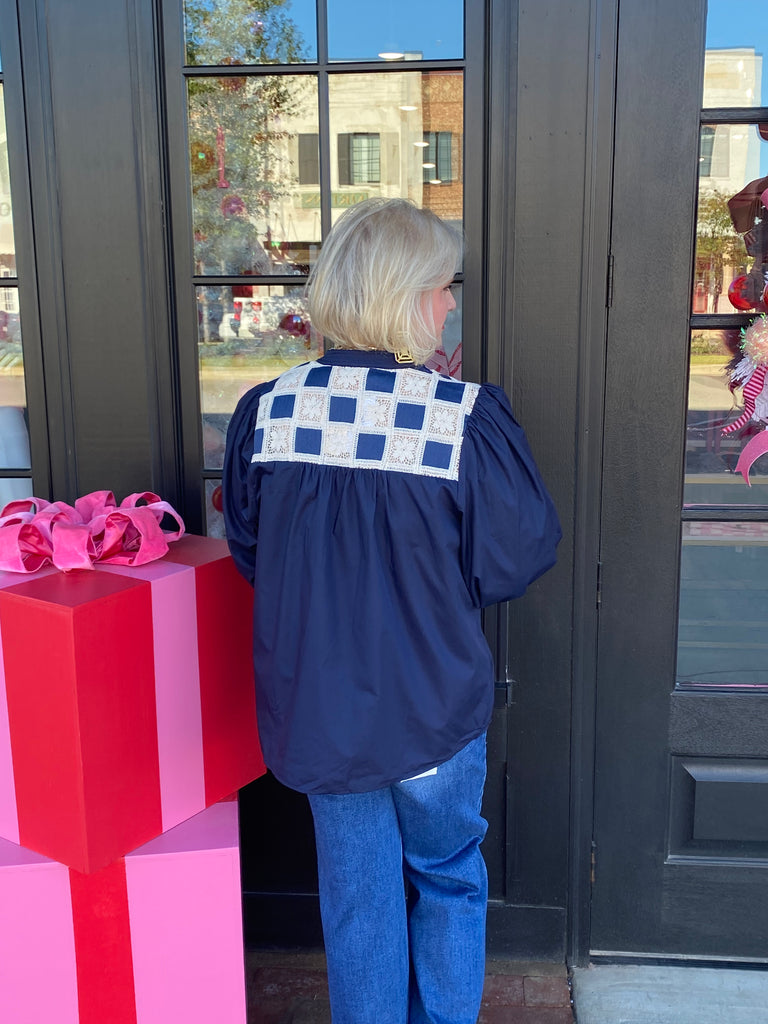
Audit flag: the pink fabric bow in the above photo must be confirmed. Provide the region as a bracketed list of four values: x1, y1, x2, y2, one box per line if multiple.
[0, 490, 185, 573]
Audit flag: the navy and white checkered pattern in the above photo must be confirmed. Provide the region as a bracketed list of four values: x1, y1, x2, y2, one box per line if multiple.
[251, 361, 480, 480]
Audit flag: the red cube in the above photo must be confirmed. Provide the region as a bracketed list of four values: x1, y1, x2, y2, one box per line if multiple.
[0, 535, 264, 873]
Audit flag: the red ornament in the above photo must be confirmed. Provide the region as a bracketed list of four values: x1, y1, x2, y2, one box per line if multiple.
[211, 485, 223, 513]
[279, 313, 310, 338]
[728, 275, 755, 311]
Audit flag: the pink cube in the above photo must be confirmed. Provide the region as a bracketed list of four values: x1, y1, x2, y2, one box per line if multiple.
[0, 799, 247, 1024]
[0, 535, 265, 872]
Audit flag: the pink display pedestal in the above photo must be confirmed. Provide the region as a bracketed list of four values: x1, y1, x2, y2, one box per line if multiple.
[0, 800, 247, 1024]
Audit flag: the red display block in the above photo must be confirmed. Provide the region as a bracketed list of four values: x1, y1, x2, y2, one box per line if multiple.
[0, 535, 264, 873]
[0, 799, 247, 1024]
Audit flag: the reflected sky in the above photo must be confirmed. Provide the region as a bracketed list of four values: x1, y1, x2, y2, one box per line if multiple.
[707, 1, 768, 108]
[254, 0, 462, 62]
[706, 3, 768, 174]
[327, 0, 462, 61]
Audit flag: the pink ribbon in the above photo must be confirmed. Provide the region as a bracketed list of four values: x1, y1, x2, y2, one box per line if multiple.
[0, 490, 185, 573]
[734, 430, 768, 486]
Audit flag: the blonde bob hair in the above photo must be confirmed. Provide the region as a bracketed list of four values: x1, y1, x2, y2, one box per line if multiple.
[307, 198, 462, 365]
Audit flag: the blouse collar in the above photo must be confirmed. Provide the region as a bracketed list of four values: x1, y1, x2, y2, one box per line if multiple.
[318, 348, 429, 372]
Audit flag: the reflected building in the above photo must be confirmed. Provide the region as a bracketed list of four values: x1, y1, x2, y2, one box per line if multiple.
[696, 47, 763, 315]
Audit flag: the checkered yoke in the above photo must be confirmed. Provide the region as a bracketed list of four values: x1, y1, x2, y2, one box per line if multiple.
[251, 362, 480, 481]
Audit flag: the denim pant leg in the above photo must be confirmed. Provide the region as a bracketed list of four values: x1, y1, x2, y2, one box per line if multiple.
[392, 732, 489, 1024]
[308, 786, 410, 1024]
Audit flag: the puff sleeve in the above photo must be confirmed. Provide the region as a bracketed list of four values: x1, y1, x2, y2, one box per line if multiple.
[458, 383, 561, 608]
[222, 385, 268, 585]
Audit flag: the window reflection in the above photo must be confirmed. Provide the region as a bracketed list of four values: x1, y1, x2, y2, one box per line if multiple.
[424, 283, 462, 379]
[677, 521, 768, 687]
[205, 479, 226, 539]
[694, 124, 768, 316]
[197, 283, 321, 468]
[0, 86, 16, 276]
[327, 0, 463, 62]
[0, 477, 31, 509]
[183, 0, 317, 65]
[704, 1, 767, 108]
[0, 282, 26, 473]
[686, 328, 768, 505]
[188, 75, 320, 276]
[327, 72, 463, 233]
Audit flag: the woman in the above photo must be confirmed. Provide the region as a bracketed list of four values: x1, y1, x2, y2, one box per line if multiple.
[223, 197, 561, 1024]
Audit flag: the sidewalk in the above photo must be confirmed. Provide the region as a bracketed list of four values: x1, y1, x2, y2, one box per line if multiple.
[245, 951, 574, 1023]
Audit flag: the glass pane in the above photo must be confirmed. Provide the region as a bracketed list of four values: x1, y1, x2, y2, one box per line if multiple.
[677, 521, 768, 687]
[704, 1, 767, 107]
[695, 124, 768, 316]
[0, 285, 27, 470]
[0, 478, 32, 509]
[424, 282, 462, 378]
[205, 478, 226, 538]
[328, 0, 463, 62]
[328, 71, 463, 233]
[188, 75, 320, 276]
[686, 328, 768, 505]
[183, 0, 317, 65]
[0, 85, 16, 275]
[197, 283, 321, 468]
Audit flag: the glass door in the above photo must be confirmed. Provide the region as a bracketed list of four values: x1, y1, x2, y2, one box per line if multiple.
[591, 0, 768, 961]
[162, 0, 474, 536]
[162, 0, 484, 948]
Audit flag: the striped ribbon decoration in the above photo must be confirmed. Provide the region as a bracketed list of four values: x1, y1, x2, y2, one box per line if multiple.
[721, 363, 768, 435]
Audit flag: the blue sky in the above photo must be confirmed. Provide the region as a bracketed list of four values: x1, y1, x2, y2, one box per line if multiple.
[286, 0, 463, 62]
[706, 2, 768, 172]
[707, 0, 767, 98]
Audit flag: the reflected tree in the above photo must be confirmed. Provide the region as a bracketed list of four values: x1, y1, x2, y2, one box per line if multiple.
[184, 0, 308, 66]
[696, 190, 746, 312]
[186, 1, 312, 274]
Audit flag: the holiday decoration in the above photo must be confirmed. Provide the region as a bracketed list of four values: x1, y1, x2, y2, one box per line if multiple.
[0, 800, 247, 1024]
[727, 274, 755, 311]
[0, 491, 184, 573]
[0, 477, 261, 1021]
[722, 315, 768, 483]
[0, 534, 263, 872]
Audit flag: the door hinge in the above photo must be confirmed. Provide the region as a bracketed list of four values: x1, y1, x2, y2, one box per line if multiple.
[590, 841, 597, 885]
[606, 253, 615, 308]
[596, 560, 602, 609]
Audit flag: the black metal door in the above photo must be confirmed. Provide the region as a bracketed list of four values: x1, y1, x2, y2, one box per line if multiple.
[590, 0, 768, 960]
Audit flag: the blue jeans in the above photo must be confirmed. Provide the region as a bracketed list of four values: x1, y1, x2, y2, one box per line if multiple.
[308, 732, 488, 1024]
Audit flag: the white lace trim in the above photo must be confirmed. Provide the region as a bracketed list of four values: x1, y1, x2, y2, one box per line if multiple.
[251, 362, 479, 481]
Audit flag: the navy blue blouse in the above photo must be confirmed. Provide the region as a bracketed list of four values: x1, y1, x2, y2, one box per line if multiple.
[223, 349, 561, 794]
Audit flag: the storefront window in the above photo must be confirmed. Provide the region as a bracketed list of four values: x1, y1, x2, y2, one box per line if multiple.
[679, 0, 768, 686]
[197, 283, 320, 468]
[685, 327, 768, 506]
[327, 0, 463, 62]
[678, 521, 768, 687]
[694, 124, 768, 317]
[0, 67, 30, 507]
[188, 74, 320, 275]
[327, 71, 463, 231]
[173, 1, 467, 534]
[183, 0, 318, 65]
[703, 1, 767, 110]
